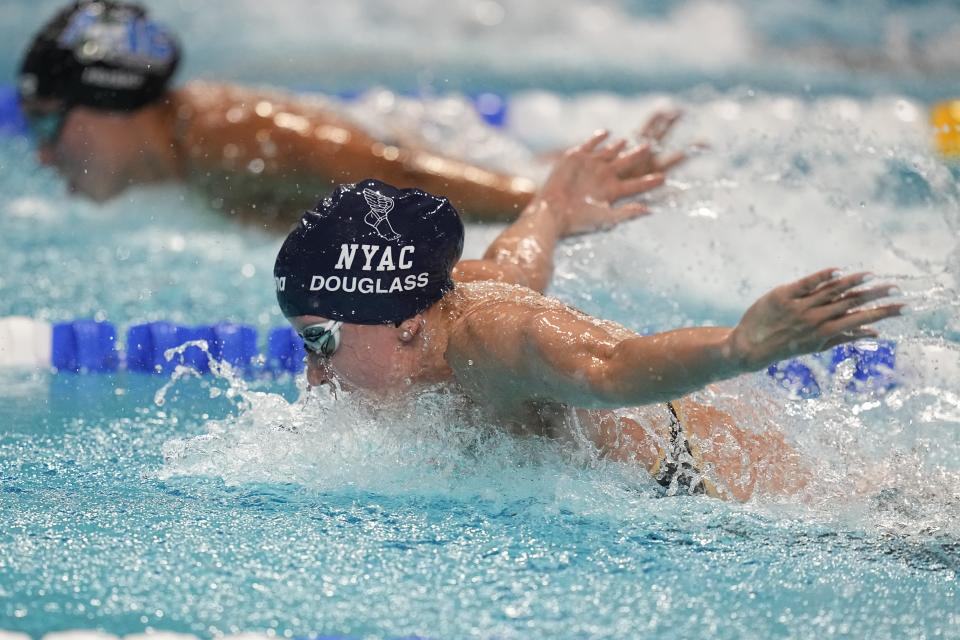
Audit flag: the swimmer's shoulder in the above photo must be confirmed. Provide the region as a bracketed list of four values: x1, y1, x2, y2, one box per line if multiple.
[450, 280, 550, 321]
[445, 281, 573, 345]
[450, 280, 637, 343]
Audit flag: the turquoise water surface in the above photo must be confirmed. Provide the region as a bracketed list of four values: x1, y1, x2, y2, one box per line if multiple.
[2, 1, 960, 638]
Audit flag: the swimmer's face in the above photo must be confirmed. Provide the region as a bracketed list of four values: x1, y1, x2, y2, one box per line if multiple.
[23, 100, 141, 202]
[289, 315, 424, 395]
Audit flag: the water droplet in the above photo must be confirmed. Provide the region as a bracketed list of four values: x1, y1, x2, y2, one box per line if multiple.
[254, 101, 274, 118]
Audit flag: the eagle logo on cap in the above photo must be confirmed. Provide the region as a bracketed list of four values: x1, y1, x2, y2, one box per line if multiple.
[362, 188, 400, 241]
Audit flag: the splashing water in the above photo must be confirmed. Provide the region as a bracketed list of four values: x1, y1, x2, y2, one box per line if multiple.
[3, 5, 960, 628]
[157, 345, 658, 509]
[151, 323, 960, 545]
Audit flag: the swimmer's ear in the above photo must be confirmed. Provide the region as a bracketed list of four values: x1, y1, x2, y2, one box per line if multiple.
[397, 316, 424, 344]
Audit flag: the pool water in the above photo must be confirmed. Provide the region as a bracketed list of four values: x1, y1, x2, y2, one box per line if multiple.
[2, 1, 960, 638]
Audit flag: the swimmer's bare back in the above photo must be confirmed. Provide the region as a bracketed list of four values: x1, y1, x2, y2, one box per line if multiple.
[170, 82, 537, 229]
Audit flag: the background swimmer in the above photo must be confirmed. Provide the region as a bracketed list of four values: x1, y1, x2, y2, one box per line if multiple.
[274, 132, 905, 502]
[18, 0, 685, 227]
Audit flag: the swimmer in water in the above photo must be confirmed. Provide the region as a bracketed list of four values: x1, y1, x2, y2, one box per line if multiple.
[17, 0, 684, 228]
[273, 131, 905, 502]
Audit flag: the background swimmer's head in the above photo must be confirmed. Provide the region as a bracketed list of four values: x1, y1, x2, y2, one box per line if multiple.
[275, 179, 465, 392]
[19, 1, 181, 201]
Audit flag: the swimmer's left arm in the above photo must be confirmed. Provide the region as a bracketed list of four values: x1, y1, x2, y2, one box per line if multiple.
[452, 198, 564, 292]
[473, 269, 903, 408]
[453, 131, 666, 292]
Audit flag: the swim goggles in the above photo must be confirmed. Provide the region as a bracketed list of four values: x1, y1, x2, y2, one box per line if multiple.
[298, 320, 343, 357]
[25, 108, 69, 146]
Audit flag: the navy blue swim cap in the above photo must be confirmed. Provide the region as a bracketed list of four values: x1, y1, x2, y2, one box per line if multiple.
[274, 179, 465, 325]
[19, 1, 180, 111]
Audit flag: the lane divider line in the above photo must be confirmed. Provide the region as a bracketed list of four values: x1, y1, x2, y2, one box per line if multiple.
[0, 317, 896, 396]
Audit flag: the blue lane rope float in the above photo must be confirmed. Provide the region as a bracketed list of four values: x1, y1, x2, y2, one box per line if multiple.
[1, 317, 896, 395]
[266, 325, 308, 373]
[472, 91, 508, 128]
[767, 340, 897, 398]
[51, 319, 119, 373]
[126, 321, 260, 374]
[0, 85, 27, 136]
[0, 318, 305, 375]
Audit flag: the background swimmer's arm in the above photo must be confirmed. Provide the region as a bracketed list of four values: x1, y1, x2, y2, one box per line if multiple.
[176, 83, 536, 223]
[456, 269, 903, 409]
[453, 131, 667, 292]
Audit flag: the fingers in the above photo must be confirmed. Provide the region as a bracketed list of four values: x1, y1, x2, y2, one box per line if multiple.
[803, 272, 871, 306]
[819, 304, 905, 337]
[639, 109, 682, 142]
[811, 284, 897, 322]
[597, 138, 628, 161]
[577, 130, 610, 153]
[786, 268, 841, 298]
[654, 150, 687, 173]
[612, 143, 653, 176]
[594, 135, 685, 181]
[610, 202, 650, 223]
[615, 173, 665, 199]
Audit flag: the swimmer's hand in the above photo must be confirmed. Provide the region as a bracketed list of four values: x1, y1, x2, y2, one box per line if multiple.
[727, 269, 904, 371]
[538, 130, 667, 236]
[633, 109, 690, 174]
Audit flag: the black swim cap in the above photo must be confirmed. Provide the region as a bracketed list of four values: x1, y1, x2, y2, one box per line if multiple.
[274, 180, 465, 325]
[18, 1, 180, 111]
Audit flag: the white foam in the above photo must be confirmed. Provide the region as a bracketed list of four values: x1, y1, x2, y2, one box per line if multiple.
[503, 91, 960, 318]
[5, 197, 58, 221]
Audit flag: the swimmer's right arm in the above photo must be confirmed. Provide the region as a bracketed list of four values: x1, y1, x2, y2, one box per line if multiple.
[453, 131, 666, 292]
[460, 269, 903, 408]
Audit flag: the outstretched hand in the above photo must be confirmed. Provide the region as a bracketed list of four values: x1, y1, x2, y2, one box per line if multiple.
[537, 130, 673, 236]
[728, 269, 904, 371]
